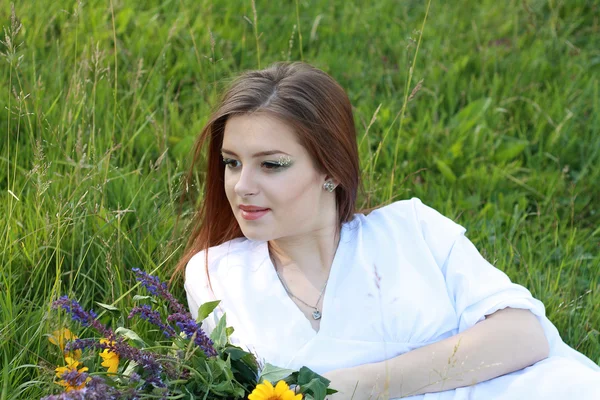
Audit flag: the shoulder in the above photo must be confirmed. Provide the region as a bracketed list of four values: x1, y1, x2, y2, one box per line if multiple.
[357, 197, 466, 241]
[357, 197, 467, 268]
[365, 197, 421, 222]
[360, 197, 457, 228]
[185, 237, 253, 283]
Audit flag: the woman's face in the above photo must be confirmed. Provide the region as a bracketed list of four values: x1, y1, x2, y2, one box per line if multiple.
[221, 113, 336, 242]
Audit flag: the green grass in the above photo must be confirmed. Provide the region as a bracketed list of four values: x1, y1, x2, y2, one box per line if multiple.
[1, 0, 599, 398]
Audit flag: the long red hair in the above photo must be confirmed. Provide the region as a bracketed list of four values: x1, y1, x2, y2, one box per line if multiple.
[173, 62, 361, 287]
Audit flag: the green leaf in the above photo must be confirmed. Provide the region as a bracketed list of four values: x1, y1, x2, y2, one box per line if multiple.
[449, 139, 464, 159]
[116, 7, 134, 34]
[196, 300, 221, 323]
[223, 346, 248, 361]
[132, 295, 152, 302]
[210, 312, 228, 348]
[240, 352, 259, 375]
[229, 350, 259, 386]
[297, 366, 331, 387]
[211, 378, 235, 394]
[494, 139, 528, 162]
[299, 378, 328, 400]
[293, 366, 333, 400]
[115, 327, 146, 345]
[96, 302, 119, 311]
[449, 97, 491, 135]
[226, 326, 235, 337]
[434, 158, 457, 182]
[259, 363, 296, 384]
[122, 360, 139, 377]
[172, 135, 196, 163]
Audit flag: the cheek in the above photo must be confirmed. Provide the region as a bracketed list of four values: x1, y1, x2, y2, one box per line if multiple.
[272, 172, 320, 209]
[223, 173, 236, 202]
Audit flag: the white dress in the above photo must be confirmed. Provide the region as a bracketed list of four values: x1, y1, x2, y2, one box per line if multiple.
[185, 198, 600, 399]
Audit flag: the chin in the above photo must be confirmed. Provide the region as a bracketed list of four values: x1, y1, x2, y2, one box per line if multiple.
[242, 232, 273, 242]
[238, 226, 273, 242]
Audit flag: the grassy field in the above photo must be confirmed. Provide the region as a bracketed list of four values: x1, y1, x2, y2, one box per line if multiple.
[1, 0, 599, 398]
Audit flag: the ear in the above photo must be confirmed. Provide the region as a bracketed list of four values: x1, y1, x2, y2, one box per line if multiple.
[322, 174, 339, 188]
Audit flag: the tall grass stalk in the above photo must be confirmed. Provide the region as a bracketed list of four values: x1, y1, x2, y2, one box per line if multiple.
[251, 0, 260, 68]
[371, 0, 432, 203]
[1, 1, 599, 398]
[295, 0, 304, 61]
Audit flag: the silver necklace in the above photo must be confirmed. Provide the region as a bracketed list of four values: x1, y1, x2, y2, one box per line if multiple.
[273, 261, 328, 320]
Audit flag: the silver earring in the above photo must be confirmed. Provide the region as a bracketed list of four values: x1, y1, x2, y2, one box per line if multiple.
[323, 180, 336, 192]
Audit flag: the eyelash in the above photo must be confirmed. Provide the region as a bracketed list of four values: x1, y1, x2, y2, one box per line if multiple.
[221, 158, 288, 171]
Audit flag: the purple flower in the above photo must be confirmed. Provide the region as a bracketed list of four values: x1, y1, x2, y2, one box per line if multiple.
[131, 268, 187, 315]
[52, 297, 114, 340]
[52, 294, 179, 390]
[167, 313, 217, 357]
[129, 372, 141, 383]
[59, 369, 90, 389]
[68, 338, 173, 388]
[42, 375, 137, 399]
[62, 331, 175, 388]
[64, 338, 97, 353]
[128, 305, 176, 338]
[131, 269, 217, 357]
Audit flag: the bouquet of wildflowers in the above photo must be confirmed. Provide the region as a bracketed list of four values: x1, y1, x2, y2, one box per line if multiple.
[44, 268, 335, 400]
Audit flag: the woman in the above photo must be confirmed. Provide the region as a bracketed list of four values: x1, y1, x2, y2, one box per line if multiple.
[179, 62, 600, 399]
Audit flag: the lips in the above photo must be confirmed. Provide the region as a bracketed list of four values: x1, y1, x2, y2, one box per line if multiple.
[239, 205, 270, 221]
[239, 205, 270, 212]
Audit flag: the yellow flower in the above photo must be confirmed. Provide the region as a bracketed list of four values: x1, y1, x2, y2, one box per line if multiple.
[48, 328, 82, 360]
[54, 357, 91, 392]
[248, 380, 303, 400]
[99, 339, 119, 374]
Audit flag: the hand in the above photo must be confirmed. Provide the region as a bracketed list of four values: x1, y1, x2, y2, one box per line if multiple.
[322, 366, 380, 400]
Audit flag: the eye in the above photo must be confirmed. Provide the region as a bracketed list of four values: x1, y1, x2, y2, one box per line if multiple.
[222, 158, 241, 169]
[262, 161, 285, 170]
[262, 156, 293, 171]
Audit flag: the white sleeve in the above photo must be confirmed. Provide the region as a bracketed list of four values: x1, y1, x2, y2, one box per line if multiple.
[184, 251, 221, 336]
[413, 198, 600, 369]
[412, 198, 547, 332]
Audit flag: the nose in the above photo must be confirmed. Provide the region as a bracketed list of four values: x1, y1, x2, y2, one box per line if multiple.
[233, 166, 259, 197]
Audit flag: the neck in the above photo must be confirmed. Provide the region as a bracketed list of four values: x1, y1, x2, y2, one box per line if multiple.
[268, 220, 341, 280]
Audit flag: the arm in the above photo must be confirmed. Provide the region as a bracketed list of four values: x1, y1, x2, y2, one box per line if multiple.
[324, 307, 550, 399]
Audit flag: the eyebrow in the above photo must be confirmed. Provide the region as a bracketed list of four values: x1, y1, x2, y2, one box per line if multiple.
[220, 149, 291, 158]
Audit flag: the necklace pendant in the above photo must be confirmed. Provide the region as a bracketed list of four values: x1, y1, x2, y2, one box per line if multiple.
[312, 310, 322, 320]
